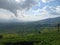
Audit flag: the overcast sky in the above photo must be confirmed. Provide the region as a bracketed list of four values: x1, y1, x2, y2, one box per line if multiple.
[0, 0, 60, 22]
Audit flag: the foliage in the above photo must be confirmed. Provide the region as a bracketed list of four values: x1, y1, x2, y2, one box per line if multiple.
[0, 27, 60, 45]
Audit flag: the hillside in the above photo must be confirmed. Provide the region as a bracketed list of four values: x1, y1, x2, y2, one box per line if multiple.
[0, 17, 60, 33]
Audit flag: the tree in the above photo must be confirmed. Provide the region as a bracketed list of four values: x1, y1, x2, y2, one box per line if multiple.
[0, 35, 3, 39]
[58, 24, 60, 32]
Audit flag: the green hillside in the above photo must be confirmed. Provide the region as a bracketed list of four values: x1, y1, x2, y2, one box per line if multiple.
[0, 26, 60, 45]
[0, 17, 60, 45]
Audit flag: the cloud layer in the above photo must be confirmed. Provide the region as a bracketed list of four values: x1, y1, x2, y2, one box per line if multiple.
[42, 0, 54, 3]
[0, 0, 60, 22]
[0, 0, 37, 16]
[0, 5, 60, 22]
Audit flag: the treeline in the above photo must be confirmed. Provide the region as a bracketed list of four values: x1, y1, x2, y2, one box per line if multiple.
[0, 23, 60, 33]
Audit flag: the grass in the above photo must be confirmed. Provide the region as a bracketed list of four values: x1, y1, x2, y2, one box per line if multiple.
[0, 27, 60, 45]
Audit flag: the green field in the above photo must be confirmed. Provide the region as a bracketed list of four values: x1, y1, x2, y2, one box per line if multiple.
[0, 27, 60, 45]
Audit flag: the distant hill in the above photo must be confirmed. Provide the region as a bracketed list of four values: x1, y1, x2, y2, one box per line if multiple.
[0, 17, 60, 33]
[34, 17, 60, 24]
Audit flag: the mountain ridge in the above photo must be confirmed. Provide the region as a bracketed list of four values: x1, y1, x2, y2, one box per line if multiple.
[0, 17, 60, 33]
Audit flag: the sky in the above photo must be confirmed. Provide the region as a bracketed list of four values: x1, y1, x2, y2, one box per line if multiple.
[0, 0, 60, 22]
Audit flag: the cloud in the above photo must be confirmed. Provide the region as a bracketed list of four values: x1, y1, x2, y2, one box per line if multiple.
[15, 6, 60, 22]
[0, 0, 60, 22]
[0, 10, 15, 19]
[0, 5, 60, 22]
[47, 6, 60, 15]
[42, 0, 54, 3]
[0, 0, 37, 16]
[0, 10, 49, 22]
[56, 6, 60, 14]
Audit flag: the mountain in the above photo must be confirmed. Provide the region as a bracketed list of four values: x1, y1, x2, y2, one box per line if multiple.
[0, 17, 60, 33]
[34, 17, 60, 24]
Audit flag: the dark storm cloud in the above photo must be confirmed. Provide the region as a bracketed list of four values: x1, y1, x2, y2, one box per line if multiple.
[0, 0, 37, 16]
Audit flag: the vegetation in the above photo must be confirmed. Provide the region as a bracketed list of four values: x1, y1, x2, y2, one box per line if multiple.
[0, 26, 60, 45]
